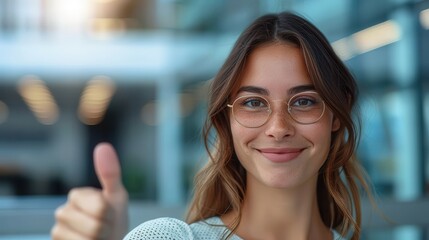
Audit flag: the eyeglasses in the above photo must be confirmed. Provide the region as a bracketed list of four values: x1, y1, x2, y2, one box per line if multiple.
[227, 91, 326, 128]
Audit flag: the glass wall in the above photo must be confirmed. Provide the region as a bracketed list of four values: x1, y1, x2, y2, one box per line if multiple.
[0, 0, 428, 239]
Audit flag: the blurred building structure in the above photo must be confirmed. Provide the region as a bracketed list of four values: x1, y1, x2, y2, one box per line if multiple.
[0, 0, 428, 239]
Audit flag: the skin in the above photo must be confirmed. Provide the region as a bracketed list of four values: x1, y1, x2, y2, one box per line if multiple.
[51, 43, 340, 240]
[51, 143, 128, 240]
[222, 43, 340, 240]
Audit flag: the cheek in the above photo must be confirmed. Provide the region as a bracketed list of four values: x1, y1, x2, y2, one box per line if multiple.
[230, 120, 243, 148]
[230, 124, 247, 168]
[299, 111, 335, 149]
[300, 124, 332, 147]
[231, 121, 248, 146]
[308, 113, 335, 153]
[230, 111, 250, 139]
[230, 121, 259, 155]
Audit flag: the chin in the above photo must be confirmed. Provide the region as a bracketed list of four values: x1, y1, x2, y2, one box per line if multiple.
[258, 173, 302, 189]
[260, 169, 318, 190]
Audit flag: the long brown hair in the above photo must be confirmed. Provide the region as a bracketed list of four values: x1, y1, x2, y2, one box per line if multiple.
[186, 11, 372, 240]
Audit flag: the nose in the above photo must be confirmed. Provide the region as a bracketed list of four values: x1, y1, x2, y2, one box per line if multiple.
[264, 107, 295, 141]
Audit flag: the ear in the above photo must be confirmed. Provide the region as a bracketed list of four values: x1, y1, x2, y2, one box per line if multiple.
[332, 116, 340, 132]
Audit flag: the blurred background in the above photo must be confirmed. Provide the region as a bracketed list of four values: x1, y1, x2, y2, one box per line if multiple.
[0, 0, 428, 239]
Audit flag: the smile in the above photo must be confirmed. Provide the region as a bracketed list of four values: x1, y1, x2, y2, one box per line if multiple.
[257, 148, 304, 163]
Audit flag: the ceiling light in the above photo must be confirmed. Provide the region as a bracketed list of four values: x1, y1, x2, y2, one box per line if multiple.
[78, 76, 116, 125]
[420, 8, 429, 29]
[332, 37, 356, 61]
[17, 76, 59, 125]
[332, 20, 401, 61]
[48, 0, 92, 33]
[352, 20, 401, 54]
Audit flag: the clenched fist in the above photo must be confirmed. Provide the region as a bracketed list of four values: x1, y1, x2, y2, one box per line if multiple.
[51, 143, 129, 240]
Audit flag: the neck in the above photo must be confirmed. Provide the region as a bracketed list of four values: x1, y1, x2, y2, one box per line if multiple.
[222, 175, 331, 240]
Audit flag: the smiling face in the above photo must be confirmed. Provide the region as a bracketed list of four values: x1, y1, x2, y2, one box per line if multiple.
[230, 43, 340, 190]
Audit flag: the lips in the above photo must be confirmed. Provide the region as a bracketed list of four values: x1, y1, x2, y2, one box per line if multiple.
[258, 148, 304, 163]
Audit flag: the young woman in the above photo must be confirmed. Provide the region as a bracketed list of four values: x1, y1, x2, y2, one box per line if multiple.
[52, 11, 371, 240]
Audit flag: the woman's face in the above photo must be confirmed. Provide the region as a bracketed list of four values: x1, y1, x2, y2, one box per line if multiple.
[229, 43, 339, 190]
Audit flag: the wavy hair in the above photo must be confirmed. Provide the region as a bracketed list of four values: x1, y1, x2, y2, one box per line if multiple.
[186, 11, 372, 240]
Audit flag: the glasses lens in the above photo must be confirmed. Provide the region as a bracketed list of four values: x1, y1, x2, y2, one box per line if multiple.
[288, 92, 325, 124]
[232, 96, 270, 128]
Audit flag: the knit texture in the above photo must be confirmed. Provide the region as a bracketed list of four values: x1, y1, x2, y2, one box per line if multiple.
[124, 216, 345, 240]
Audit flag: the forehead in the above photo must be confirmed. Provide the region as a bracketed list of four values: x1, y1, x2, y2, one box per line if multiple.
[234, 43, 312, 97]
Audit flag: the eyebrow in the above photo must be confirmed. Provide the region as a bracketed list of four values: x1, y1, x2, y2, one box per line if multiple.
[288, 84, 315, 95]
[236, 84, 315, 96]
[236, 86, 269, 95]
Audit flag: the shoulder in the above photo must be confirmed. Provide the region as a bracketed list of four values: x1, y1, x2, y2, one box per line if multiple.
[332, 230, 347, 240]
[123, 216, 241, 240]
[123, 217, 193, 240]
[190, 216, 242, 239]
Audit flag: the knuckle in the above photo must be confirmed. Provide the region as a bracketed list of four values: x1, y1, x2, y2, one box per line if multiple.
[87, 220, 108, 239]
[69, 187, 96, 200]
[65, 187, 111, 221]
[50, 224, 62, 240]
[67, 188, 80, 202]
[91, 195, 109, 214]
[54, 205, 66, 220]
[68, 187, 86, 200]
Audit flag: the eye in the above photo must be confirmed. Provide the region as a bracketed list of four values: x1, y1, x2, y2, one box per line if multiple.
[238, 96, 269, 110]
[292, 97, 315, 107]
[289, 92, 323, 109]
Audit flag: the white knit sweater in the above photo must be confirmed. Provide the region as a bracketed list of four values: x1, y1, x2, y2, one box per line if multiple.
[124, 216, 345, 240]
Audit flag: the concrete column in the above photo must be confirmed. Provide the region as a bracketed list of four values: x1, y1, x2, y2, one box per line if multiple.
[390, 5, 421, 202]
[156, 76, 184, 206]
[388, 6, 423, 240]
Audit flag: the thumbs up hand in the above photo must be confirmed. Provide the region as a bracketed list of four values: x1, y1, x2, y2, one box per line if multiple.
[51, 143, 129, 240]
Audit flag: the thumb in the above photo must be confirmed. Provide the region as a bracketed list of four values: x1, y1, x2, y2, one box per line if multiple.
[93, 142, 129, 240]
[93, 142, 125, 197]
